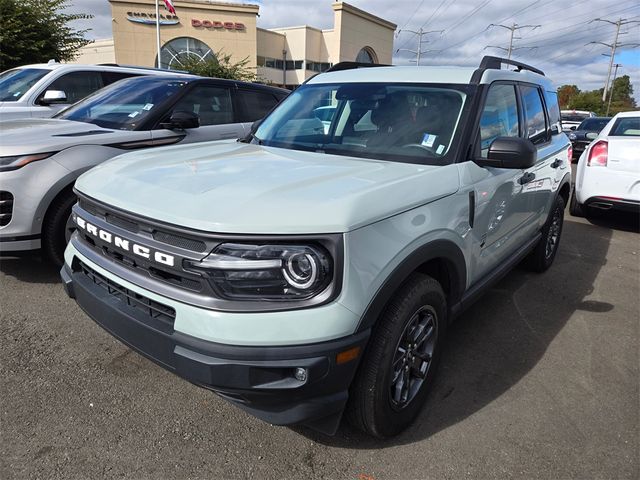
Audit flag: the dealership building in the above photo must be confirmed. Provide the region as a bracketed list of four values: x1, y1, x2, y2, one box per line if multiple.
[75, 0, 396, 87]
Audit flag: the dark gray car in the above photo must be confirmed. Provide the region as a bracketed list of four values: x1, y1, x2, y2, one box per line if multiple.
[0, 75, 288, 264]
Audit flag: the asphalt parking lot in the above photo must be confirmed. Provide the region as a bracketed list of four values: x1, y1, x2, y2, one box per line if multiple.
[1, 209, 638, 480]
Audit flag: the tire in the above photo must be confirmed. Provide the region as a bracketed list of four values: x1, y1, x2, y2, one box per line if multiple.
[524, 195, 565, 273]
[569, 188, 585, 217]
[42, 190, 77, 267]
[346, 273, 446, 438]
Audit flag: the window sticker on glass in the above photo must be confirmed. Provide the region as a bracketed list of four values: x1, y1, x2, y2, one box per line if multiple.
[421, 133, 437, 147]
[143, 103, 154, 111]
[436, 144, 445, 155]
[128, 111, 140, 118]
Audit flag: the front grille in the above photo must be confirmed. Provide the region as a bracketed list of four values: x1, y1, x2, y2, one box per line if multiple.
[0, 191, 14, 227]
[78, 260, 175, 330]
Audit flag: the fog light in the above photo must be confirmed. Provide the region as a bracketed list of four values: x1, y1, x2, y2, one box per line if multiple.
[294, 367, 308, 382]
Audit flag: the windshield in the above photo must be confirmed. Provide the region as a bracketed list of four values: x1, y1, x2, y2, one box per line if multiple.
[253, 83, 471, 165]
[56, 77, 188, 130]
[562, 113, 590, 123]
[0, 68, 49, 101]
[577, 118, 610, 132]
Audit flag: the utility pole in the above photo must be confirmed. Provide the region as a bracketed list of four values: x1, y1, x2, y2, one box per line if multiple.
[396, 28, 443, 66]
[589, 18, 640, 102]
[606, 63, 623, 116]
[487, 23, 541, 59]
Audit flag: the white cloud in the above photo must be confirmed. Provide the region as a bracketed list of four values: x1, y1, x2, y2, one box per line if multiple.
[66, 0, 640, 99]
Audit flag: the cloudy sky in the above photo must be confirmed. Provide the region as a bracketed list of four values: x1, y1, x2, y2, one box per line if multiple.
[67, 0, 640, 98]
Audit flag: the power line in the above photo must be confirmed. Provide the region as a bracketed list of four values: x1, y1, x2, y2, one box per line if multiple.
[396, 28, 444, 65]
[486, 23, 541, 59]
[588, 17, 640, 101]
[395, 0, 449, 51]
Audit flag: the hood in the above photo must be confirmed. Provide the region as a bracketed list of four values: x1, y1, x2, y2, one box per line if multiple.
[76, 142, 460, 234]
[0, 118, 117, 156]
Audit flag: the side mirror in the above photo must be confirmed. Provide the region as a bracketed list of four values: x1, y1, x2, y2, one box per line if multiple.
[586, 132, 598, 140]
[475, 137, 537, 169]
[163, 111, 200, 130]
[569, 125, 577, 131]
[40, 90, 67, 105]
[550, 124, 560, 135]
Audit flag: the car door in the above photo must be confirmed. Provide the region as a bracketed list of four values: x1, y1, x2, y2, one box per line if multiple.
[520, 84, 568, 227]
[462, 82, 538, 282]
[30, 71, 105, 118]
[152, 83, 245, 144]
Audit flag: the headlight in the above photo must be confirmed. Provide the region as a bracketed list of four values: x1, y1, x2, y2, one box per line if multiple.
[568, 133, 576, 140]
[187, 243, 333, 301]
[0, 152, 55, 172]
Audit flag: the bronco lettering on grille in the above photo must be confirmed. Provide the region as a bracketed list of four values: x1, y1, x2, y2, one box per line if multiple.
[75, 215, 175, 267]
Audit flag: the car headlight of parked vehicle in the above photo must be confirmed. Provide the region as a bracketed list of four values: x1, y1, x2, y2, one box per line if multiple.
[187, 243, 334, 300]
[0, 152, 55, 172]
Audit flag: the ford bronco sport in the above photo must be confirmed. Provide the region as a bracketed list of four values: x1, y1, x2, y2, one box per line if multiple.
[61, 56, 571, 438]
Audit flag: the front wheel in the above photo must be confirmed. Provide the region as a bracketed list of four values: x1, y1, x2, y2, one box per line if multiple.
[42, 190, 77, 267]
[346, 274, 446, 438]
[524, 195, 565, 272]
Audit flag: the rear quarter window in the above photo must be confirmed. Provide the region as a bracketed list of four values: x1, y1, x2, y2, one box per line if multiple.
[544, 90, 561, 134]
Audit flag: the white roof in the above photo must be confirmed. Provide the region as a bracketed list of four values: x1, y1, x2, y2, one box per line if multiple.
[307, 64, 555, 90]
[613, 111, 640, 118]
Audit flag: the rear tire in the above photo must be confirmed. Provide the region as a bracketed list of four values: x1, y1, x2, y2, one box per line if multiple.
[42, 190, 77, 267]
[524, 195, 565, 273]
[569, 188, 585, 217]
[346, 273, 446, 438]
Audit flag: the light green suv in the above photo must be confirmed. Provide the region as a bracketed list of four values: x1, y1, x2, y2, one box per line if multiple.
[61, 56, 571, 438]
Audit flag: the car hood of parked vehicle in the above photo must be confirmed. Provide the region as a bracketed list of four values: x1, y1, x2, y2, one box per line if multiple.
[0, 118, 133, 156]
[76, 142, 460, 234]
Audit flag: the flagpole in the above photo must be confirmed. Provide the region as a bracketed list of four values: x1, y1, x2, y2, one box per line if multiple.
[155, 0, 162, 68]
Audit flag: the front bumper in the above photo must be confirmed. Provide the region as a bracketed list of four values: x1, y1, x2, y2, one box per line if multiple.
[60, 259, 369, 434]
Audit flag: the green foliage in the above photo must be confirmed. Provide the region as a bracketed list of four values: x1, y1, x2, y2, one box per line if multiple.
[175, 51, 256, 82]
[557, 75, 637, 116]
[0, 0, 92, 71]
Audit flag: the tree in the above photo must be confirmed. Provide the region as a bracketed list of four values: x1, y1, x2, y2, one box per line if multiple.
[0, 0, 92, 71]
[558, 84, 580, 109]
[176, 51, 256, 82]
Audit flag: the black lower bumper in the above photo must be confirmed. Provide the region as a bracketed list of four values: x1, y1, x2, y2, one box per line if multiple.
[585, 196, 640, 213]
[61, 262, 369, 434]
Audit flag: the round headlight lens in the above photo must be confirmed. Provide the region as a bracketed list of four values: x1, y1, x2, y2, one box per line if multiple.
[283, 252, 318, 289]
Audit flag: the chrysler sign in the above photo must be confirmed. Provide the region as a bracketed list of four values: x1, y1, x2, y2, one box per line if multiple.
[126, 11, 180, 25]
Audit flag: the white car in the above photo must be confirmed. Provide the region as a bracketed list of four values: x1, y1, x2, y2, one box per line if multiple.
[0, 62, 174, 121]
[561, 109, 595, 132]
[570, 111, 640, 216]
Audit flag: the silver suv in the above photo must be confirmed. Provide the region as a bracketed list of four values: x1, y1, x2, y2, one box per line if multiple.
[61, 56, 571, 438]
[0, 61, 173, 121]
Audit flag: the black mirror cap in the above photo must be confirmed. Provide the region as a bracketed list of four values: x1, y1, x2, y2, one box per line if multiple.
[477, 136, 537, 169]
[169, 111, 200, 129]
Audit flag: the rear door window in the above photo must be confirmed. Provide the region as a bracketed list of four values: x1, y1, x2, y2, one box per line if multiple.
[170, 85, 234, 126]
[101, 71, 141, 86]
[239, 89, 280, 122]
[520, 85, 548, 145]
[543, 90, 561, 134]
[479, 83, 520, 157]
[44, 71, 105, 104]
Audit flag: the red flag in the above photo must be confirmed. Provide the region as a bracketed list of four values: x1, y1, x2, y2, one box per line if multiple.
[163, 0, 176, 14]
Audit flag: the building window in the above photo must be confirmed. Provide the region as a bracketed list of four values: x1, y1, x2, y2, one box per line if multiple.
[306, 61, 331, 72]
[156, 37, 214, 69]
[356, 47, 377, 64]
[258, 57, 303, 70]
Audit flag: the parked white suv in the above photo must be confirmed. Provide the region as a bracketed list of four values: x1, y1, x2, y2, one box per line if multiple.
[0, 62, 171, 120]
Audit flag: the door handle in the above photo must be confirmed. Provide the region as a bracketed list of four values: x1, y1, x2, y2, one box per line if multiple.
[518, 172, 536, 185]
[550, 159, 563, 168]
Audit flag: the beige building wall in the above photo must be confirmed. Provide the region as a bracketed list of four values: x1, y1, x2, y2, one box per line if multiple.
[110, 0, 258, 69]
[331, 2, 395, 64]
[70, 1, 395, 87]
[74, 39, 116, 64]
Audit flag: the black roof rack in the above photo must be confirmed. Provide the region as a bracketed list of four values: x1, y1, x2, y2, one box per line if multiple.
[325, 61, 391, 73]
[478, 56, 545, 76]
